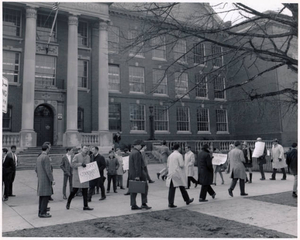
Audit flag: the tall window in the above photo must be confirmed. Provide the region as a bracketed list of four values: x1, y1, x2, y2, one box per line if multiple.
[197, 108, 210, 132]
[152, 36, 166, 60]
[174, 39, 187, 63]
[108, 25, 119, 54]
[3, 51, 20, 83]
[2, 105, 12, 131]
[128, 30, 144, 57]
[130, 104, 145, 131]
[78, 60, 88, 88]
[154, 105, 169, 131]
[36, 13, 57, 42]
[153, 69, 168, 95]
[195, 72, 208, 98]
[177, 106, 190, 131]
[78, 21, 88, 47]
[78, 108, 84, 132]
[193, 43, 205, 65]
[214, 75, 226, 99]
[175, 72, 188, 97]
[216, 109, 228, 132]
[3, 8, 21, 37]
[212, 45, 223, 67]
[129, 66, 145, 93]
[109, 103, 121, 131]
[35, 55, 56, 88]
[108, 65, 120, 91]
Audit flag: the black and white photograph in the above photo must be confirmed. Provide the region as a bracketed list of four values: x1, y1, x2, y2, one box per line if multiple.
[1, 0, 298, 238]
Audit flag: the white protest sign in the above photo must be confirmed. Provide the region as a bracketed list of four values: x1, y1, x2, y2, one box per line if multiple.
[252, 142, 265, 158]
[2, 77, 9, 114]
[78, 161, 100, 183]
[212, 153, 227, 165]
[123, 156, 129, 171]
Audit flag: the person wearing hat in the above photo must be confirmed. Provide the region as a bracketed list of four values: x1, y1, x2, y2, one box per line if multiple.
[228, 141, 248, 197]
[256, 138, 267, 180]
[286, 143, 297, 198]
[128, 139, 151, 210]
[270, 139, 287, 180]
[242, 142, 253, 183]
[197, 144, 216, 202]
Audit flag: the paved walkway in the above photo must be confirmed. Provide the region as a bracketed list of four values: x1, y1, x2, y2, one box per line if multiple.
[2, 164, 298, 236]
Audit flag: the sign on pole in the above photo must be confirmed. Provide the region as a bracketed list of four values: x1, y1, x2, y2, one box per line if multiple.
[2, 77, 9, 114]
[252, 142, 265, 158]
[122, 156, 129, 171]
[78, 161, 100, 183]
[212, 153, 228, 165]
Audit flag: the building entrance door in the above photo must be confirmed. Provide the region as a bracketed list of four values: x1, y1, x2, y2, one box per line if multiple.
[34, 105, 54, 146]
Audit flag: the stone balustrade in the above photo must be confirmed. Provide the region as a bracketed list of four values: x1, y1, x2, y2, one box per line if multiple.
[2, 133, 20, 147]
[81, 133, 99, 146]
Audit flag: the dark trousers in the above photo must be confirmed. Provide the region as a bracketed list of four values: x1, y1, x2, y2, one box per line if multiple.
[39, 196, 49, 215]
[107, 175, 117, 191]
[89, 177, 105, 199]
[200, 185, 215, 200]
[67, 187, 88, 207]
[117, 175, 123, 188]
[8, 171, 16, 196]
[168, 180, 189, 205]
[187, 176, 197, 188]
[3, 173, 12, 198]
[145, 167, 153, 181]
[272, 168, 286, 179]
[229, 178, 246, 194]
[63, 174, 72, 196]
[259, 164, 265, 179]
[130, 182, 148, 206]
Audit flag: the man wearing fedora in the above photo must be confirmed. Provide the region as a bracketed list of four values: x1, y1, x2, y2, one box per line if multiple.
[128, 139, 151, 210]
[270, 139, 287, 180]
[227, 141, 248, 197]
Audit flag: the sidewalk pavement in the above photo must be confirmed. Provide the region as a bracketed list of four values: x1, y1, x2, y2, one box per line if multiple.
[2, 164, 298, 236]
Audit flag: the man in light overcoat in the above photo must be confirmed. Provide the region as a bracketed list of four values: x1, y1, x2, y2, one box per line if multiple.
[270, 139, 287, 180]
[36, 144, 54, 218]
[228, 141, 248, 197]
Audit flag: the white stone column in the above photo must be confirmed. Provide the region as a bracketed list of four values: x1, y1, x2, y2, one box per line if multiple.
[97, 21, 112, 153]
[20, 7, 37, 147]
[63, 14, 81, 147]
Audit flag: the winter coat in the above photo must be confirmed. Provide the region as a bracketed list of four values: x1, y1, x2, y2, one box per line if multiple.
[92, 154, 106, 177]
[128, 147, 147, 181]
[271, 144, 287, 169]
[242, 147, 253, 168]
[72, 152, 90, 188]
[36, 152, 54, 196]
[184, 150, 195, 177]
[228, 147, 247, 180]
[197, 149, 213, 185]
[160, 145, 170, 163]
[286, 148, 297, 175]
[167, 150, 187, 187]
[116, 155, 124, 175]
[106, 156, 119, 175]
[60, 154, 73, 176]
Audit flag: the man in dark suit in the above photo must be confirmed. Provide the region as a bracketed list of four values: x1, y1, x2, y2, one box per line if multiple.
[286, 143, 297, 198]
[3, 148, 15, 201]
[60, 147, 74, 199]
[36, 144, 54, 218]
[88, 146, 106, 201]
[8, 145, 17, 197]
[128, 139, 151, 210]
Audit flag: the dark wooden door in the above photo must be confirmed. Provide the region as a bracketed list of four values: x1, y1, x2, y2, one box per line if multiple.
[34, 105, 53, 146]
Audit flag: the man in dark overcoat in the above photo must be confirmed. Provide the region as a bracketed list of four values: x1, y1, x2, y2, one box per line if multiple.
[8, 145, 17, 197]
[36, 144, 54, 218]
[128, 139, 151, 210]
[197, 144, 216, 202]
[3, 148, 15, 201]
[286, 143, 297, 198]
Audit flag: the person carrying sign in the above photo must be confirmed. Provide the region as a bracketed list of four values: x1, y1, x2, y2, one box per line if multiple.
[66, 145, 93, 211]
[255, 138, 267, 180]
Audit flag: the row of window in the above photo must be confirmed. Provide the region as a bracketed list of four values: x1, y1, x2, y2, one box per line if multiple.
[3, 104, 228, 133]
[3, 51, 226, 99]
[3, 8, 224, 67]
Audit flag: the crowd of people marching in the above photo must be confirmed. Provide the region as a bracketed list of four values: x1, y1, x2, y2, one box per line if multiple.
[2, 137, 298, 218]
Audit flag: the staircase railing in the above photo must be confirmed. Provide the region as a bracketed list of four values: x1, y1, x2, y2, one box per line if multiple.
[2, 132, 20, 147]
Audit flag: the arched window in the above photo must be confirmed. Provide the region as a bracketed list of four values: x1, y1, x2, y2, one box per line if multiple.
[78, 107, 84, 132]
[2, 105, 12, 131]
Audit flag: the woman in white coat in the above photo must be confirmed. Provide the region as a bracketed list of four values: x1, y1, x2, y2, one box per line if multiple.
[184, 146, 198, 189]
[270, 139, 287, 180]
[167, 144, 194, 208]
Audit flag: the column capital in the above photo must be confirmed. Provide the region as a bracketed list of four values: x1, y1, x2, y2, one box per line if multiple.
[99, 21, 109, 31]
[26, 7, 37, 19]
[68, 15, 78, 26]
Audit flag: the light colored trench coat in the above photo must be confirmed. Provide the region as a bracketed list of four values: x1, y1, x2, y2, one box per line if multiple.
[71, 152, 90, 188]
[184, 151, 195, 177]
[228, 147, 247, 180]
[167, 150, 187, 187]
[271, 144, 287, 169]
